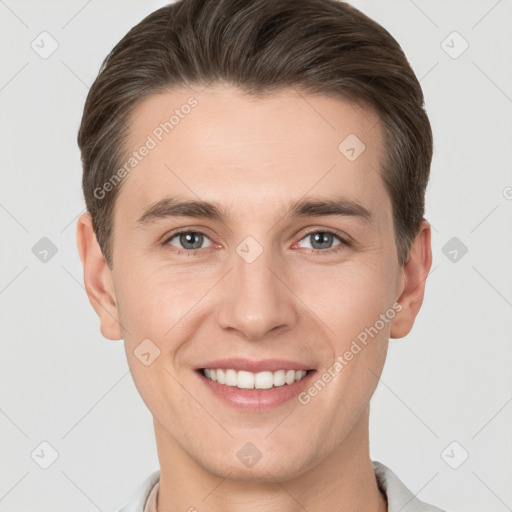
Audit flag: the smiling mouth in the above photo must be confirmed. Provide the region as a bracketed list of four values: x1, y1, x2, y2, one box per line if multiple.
[198, 368, 313, 390]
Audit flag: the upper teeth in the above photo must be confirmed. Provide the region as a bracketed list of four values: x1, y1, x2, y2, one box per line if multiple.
[203, 369, 308, 390]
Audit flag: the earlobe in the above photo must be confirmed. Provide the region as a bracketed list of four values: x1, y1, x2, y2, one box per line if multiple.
[389, 220, 432, 339]
[76, 212, 123, 340]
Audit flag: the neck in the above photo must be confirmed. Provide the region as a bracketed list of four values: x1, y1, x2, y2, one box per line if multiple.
[154, 407, 387, 512]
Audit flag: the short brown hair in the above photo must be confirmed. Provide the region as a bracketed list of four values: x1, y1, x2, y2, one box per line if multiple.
[78, 0, 433, 268]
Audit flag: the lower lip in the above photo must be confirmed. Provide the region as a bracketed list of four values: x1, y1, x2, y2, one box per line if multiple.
[195, 369, 317, 411]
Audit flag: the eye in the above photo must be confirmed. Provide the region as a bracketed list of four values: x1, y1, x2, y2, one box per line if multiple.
[164, 230, 213, 253]
[162, 228, 351, 256]
[295, 229, 350, 252]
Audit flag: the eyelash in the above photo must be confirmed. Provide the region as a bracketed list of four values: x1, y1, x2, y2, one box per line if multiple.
[161, 228, 352, 257]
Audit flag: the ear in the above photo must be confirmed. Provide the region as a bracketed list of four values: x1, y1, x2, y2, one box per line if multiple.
[390, 220, 432, 339]
[76, 212, 123, 340]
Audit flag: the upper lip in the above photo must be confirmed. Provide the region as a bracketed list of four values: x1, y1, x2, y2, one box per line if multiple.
[197, 358, 314, 373]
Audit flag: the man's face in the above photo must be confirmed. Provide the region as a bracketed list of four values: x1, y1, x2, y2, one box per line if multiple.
[108, 85, 404, 479]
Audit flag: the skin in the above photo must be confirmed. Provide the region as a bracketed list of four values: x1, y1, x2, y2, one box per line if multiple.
[77, 84, 432, 512]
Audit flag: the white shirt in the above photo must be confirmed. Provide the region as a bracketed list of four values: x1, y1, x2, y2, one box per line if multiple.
[117, 460, 447, 512]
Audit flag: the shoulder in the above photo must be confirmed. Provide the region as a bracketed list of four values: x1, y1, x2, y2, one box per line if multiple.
[115, 469, 161, 512]
[372, 460, 448, 512]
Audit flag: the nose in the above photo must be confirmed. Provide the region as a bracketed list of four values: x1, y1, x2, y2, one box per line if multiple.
[216, 239, 299, 341]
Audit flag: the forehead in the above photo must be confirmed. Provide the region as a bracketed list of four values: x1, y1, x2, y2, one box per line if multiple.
[117, 84, 388, 223]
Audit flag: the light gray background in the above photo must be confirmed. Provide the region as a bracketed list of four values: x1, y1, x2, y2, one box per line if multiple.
[1, 0, 511, 511]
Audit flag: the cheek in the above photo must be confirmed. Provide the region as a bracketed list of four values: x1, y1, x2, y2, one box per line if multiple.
[114, 256, 205, 339]
[297, 258, 397, 345]
[114, 264, 193, 413]
[115, 250, 398, 345]
[321, 262, 394, 398]
[298, 269, 392, 432]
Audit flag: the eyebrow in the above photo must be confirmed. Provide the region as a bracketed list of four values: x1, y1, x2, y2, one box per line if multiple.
[135, 195, 373, 226]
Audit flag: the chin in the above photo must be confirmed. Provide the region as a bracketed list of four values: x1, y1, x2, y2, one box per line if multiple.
[199, 450, 312, 483]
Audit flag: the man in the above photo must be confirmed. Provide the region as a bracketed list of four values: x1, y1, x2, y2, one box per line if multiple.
[76, 0, 446, 510]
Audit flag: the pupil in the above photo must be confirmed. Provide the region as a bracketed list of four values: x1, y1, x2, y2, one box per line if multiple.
[181, 232, 202, 249]
[312, 232, 332, 249]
